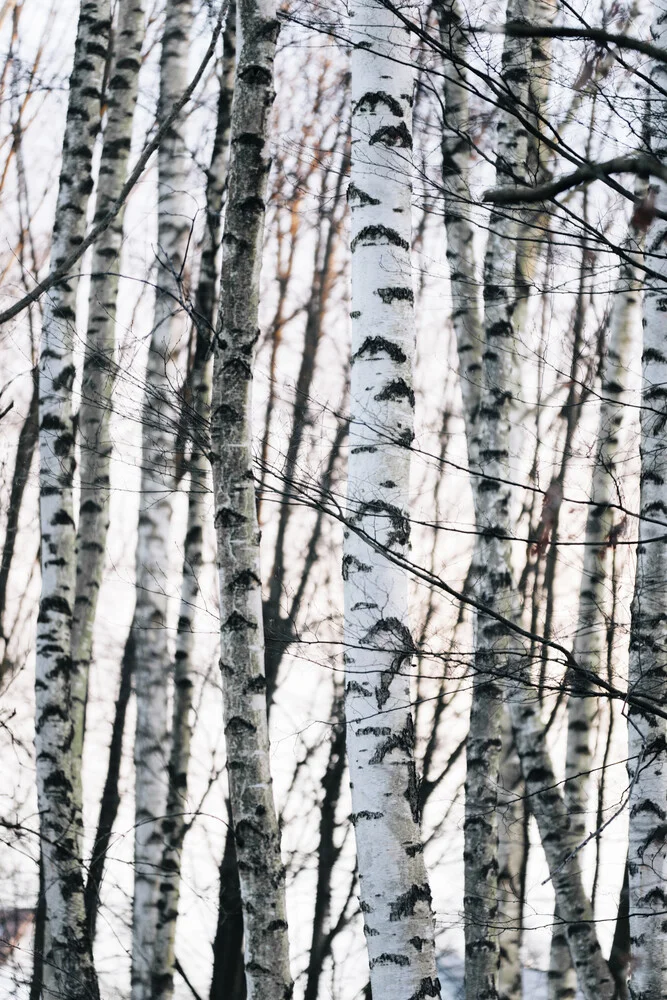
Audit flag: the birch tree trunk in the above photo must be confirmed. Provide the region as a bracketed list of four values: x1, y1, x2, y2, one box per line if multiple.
[35, 1, 109, 996]
[463, 3, 532, 995]
[71, 0, 145, 827]
[508, 688, 615, 1000]
[151, 34, 234, 997]
[210, 0, 293, 995]
[344, 2, 440, 998]
[549, 220, 643, 1000]
[131, 1, 193, 995]
[626, 14, 667, 990]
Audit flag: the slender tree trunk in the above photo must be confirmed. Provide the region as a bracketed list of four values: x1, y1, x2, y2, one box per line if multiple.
[151, 30, 234, 997]
[131, 1, 193, 995]
[626, 21, 667, 990]
[496, 714, 524, 1000]
[35, 2, 109, 997]
[436, 0, 482, 457]
[549, 217, 643, 1000]
[71, 0, 145, 833]
[463, 1, 533, 994]
[84, 631, 134, 939]
[344, 2, 440, 997]
[210, 0, 292, 995]
[303, 691, 346, 1000]
[509, 688, 615, 1000]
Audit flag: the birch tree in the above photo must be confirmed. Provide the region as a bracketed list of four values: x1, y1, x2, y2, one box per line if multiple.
[210, 0, 293, 994]
[344, 1, 440, 997]
[548, 217, 643, 1000]
[151, 30, 235, 996]
[35, 0, 109, 996]
[71, 0, 145, 829]
[131, 1, 193, 995]
[626, 12, 667, 992]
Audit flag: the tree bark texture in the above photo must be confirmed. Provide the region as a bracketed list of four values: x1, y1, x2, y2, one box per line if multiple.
[151, 28, 235, 997]
[344, 3, 441, 999]
[71, 0, 145, 832]
[549, 218, 643, 1000]
[463, 2, 532, 995]
[626, 11, 667, 990]
[131, 1, 193, 996]
[35, 1, 110, 997]
[210, 0, 293, 995]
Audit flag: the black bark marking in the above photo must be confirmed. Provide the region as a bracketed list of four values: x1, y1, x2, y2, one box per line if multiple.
[353, 91, 404, 117]
[374, 378, 415, 408]
[376, 286, 414, 305]
[348, 183, 380, 207]
[370, 122, 412, 149]
[352, 336, 407, 365]
[351, 225, 409, 253]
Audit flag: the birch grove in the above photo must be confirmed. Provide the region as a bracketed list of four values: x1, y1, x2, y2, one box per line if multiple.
[2, 0, 667, 998]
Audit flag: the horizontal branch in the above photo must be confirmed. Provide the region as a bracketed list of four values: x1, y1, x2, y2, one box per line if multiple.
[483, 154, 667, 204]
[0, 3, 228, 328]
[476, 21, 667, 65]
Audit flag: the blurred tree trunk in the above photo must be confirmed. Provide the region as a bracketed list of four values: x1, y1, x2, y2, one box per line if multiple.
[151, 22, 235, 997]
[131, 0, 193, 996]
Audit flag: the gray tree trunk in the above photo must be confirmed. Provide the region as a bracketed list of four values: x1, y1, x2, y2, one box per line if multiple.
[131, 1, 193, 996]
[210, 0, 293, 995]
[151, 28, 235, 997]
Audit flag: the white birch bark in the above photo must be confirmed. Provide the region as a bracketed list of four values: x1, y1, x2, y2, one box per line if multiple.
[151, 32, 234, 997]
[344, 3, 440, 998]
[71, 0, 145, 828]
[548, 220, 643, 1000]
[131, 1, 193, 995]
[626, 11, 667, 991]
[35, 1, 109, 997]
[210, 0, 293, 995]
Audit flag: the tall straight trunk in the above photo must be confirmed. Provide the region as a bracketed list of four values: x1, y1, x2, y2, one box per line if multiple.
[210, 0, 292, 996]
[463, 2, 532, 996]
[627, 16, 667, 991]
[548, 219, 643, 1000]
[71, 0, 145, 828]
[35, 1, 109, 997]
[151, 30, 235, 998]
[344, 2, 440, 998]
[131, 1, 193, 996]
